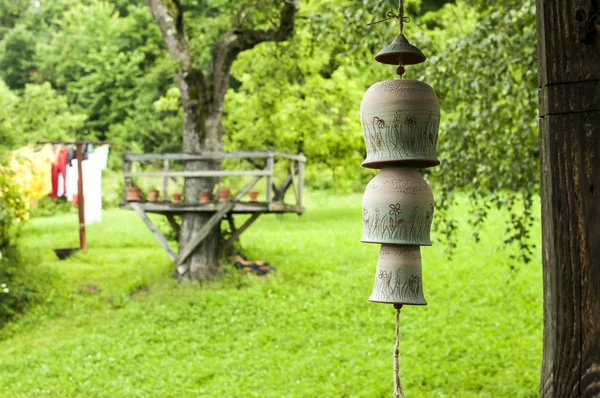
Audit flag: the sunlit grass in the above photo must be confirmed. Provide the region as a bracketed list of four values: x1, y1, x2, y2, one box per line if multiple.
[0, 191, 542, 397]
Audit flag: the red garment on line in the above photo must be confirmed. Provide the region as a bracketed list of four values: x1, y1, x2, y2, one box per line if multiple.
[49, 148, 69, 198]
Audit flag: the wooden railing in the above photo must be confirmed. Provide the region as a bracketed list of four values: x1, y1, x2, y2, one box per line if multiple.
[122, 151, 306, 207]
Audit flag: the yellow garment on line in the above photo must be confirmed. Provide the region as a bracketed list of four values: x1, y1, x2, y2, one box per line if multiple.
[9, 144, 53, 200]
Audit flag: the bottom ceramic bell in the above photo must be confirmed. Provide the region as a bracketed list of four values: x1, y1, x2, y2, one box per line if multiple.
[368, 244, 427, 306]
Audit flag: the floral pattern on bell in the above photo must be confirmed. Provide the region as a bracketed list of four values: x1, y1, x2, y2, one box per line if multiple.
[368, 244, 427, 306]
[361, 79, 440, 169]
[361, 167, 434, 245]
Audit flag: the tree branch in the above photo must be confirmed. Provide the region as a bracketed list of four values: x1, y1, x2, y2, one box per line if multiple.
[210, 0, 299, 111]
[144, 0, 208, 99]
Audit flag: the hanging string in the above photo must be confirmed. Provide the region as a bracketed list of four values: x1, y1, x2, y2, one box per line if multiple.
[366, 0, 410, 30]
[394, 304, 405, 398]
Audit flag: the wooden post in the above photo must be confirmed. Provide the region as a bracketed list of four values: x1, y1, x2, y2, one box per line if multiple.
[76, 143, 87, 250]
[163, 159, 169, 201]
[298, 154, 304, 208]
[266, 151, 274, 203]
[537, 1, 600, 396]
[123, 156, 129, 202]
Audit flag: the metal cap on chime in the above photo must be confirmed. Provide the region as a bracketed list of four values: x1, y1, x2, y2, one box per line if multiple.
[369, 245, 427, 305]
[374, 33, 426, 66]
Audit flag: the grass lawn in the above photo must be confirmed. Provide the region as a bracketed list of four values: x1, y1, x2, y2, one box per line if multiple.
[0, 192, 542, 397]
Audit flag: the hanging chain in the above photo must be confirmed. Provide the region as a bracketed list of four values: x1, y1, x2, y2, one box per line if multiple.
[394, 304, 405, 398]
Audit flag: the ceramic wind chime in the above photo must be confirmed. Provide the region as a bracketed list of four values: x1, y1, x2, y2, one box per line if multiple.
[361, 2, 439, 397]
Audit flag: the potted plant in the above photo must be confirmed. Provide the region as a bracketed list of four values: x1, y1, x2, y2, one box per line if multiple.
[217, 187, 230, 202]
[248, 191, 259, 202]
[172, 192, 183, 203]
[199, 191, 211, 204]
[126, 186, 141, 201]
[148, 187, 160, 202]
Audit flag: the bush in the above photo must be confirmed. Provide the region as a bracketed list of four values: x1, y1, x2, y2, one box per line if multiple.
[0, 154, 46, 325]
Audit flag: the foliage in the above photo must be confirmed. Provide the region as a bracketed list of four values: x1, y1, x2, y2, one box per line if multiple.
[0, 194, 542, 396]
[29, 196, 76, 219]
[0, 155, 28, 249]
[420, 1, 538, 261]
[0, 0, 542, 256]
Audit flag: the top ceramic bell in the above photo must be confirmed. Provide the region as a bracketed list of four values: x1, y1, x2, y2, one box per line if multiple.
[361, 79, 440, 169]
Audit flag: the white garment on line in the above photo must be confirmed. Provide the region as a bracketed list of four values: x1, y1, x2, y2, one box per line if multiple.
[67, 145, 109, 225]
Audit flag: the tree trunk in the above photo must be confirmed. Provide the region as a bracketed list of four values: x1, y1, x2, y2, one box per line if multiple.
[177, 69, 222, 280]
[537, 0, 600, 396]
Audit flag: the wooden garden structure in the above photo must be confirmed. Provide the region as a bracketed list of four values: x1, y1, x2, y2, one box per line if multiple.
[537, 1, 599, 396]
[119, 151, 305, 270]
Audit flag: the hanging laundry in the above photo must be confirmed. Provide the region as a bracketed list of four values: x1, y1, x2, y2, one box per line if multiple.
[9, 144, 54, 199]
[66, 145, 109, 225]
[50, 147, 69, 198]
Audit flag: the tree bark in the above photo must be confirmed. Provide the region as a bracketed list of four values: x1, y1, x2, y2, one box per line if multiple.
[537, 0, 600, 396]
[144, 0, 299, 280]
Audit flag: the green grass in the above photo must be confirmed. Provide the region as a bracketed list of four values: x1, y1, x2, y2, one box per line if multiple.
[0, 192, 542, 397]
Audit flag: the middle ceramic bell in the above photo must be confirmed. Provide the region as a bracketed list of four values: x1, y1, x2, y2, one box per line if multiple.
[361, 167, 434, 245]
[361, 79, 440, 169]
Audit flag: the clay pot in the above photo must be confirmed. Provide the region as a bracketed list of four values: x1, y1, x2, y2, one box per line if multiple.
[361, 167, 434, 245]
[126, 186, 141, 202]
[361, 79, 440, 168]
[148, 189, 159, 202]
[217, 188, 230, 203]
[172, 192, 183, 203]
[248, 191, 259, 202]
[199, 192, 211, 204]
[368, 244, 427, 306]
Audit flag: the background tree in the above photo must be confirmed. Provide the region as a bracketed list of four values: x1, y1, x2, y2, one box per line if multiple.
[144, 0, 300, 280]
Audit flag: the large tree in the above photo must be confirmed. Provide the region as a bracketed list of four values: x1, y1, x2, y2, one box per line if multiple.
[144, 0, 299, 280]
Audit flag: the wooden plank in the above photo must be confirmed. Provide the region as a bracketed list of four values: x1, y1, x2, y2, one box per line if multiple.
[272, 151, 307, 162]
[162, 159, 169, 201]
[289, 161, 299, 204]
[38, 140, 115, 145]
[537, 0, 600, 87]
[175, 202, 235, 265]
[539, 110, 600, 398]
[120, 201, 304, 214]
[125, 170, 271, 178]
[175, 176, 262, 266]
[130, 202, 176, 262]
[298, 156, 304, 208]
[123, 159, 130, 203]
[124, 151, 272, 162]
[76, 144, 87, 250]
[273, 163, 298, 201]
[223, 213, 261, 249]
[266, 152, 274, 203]
[538, 1, 600, 395]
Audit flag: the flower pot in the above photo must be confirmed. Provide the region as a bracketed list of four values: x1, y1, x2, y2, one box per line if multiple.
[126, 186, 141, 202]
[361, 167, 434, 245]
[172, 192, 183, 203]
[148, 189, 159, 202]
[368, 244, 427, 306]
[361, 79, 440, 169]
[248, 191, 259, 202]
[199, 192, 211, 204]
[217, 188, 230, 203]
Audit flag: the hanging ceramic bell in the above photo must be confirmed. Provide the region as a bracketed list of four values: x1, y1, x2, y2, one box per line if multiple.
[361, 167, 434, 245]
[369, 244, 427, 305]
[374, 33, 426, 66]
[361, 79, 440, 169]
